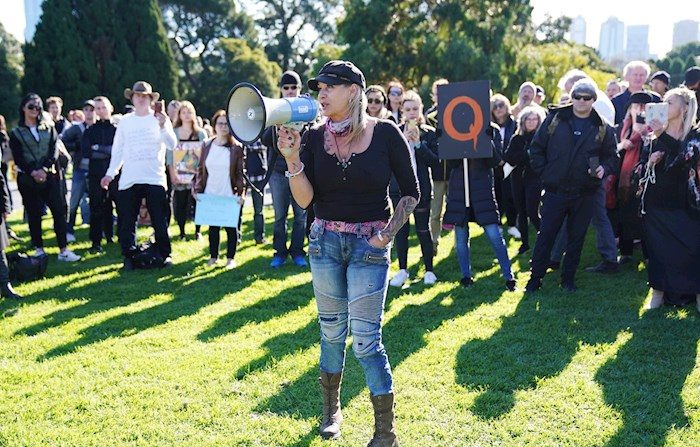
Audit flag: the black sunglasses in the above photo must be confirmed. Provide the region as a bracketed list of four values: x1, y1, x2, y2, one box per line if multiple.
[367, 98, 384, 104]
[572, 94, 594, 101]
[493, 102, 506, 109]
[282, 85, 299, 91]
[26, 104, 41, 111]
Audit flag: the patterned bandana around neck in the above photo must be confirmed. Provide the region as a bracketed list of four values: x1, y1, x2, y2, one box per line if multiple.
[325, 116, 352, 137]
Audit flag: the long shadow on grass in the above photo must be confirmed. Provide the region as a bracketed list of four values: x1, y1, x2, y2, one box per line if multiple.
[36, 261, 253, 360]
[455, 278, 650, 419]
[256, 266, 506, 447]
[596, 309, 699, 447]
[197, 281, 314, 343]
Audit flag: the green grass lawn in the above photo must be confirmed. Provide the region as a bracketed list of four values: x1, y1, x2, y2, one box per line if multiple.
[0, 208, 698, 447]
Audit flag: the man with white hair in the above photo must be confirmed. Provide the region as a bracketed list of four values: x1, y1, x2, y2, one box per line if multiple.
[525, 79, 619, 293]
[611, 60, 651, 125]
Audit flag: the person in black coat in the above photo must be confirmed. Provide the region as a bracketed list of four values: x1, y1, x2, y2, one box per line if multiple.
[525, 79, 618, 292]
[503, 106, 546, 254]
[640, 88, 699, 311]
[0, 166, 21, 299]
[442, 123, 515, 291]
[81, 97, 118, 253]
[388, 90, 440, 287]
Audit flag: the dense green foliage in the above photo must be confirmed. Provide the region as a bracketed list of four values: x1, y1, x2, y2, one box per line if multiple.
[654, 42, 700, 87]
[0, 22, 22, 123]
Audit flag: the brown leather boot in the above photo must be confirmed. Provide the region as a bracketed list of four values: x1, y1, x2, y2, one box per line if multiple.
[366, 393, 399, 447]
[319, 371, 343, 439]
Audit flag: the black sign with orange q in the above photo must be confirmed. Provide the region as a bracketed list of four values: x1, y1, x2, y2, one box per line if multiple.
[436, 80, 492, 159]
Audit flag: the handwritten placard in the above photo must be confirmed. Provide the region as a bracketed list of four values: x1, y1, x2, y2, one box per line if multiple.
[194, 194, 241, 228]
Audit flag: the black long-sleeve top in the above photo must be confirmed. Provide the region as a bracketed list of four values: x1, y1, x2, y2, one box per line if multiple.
[643, 128, 700, 210]
[81, 120, 117, 160]
[301, 119, 420, 222]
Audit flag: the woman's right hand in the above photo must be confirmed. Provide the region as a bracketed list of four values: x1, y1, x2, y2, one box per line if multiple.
[276, 126, 301, 159]
[648, 118, 665, 134]
[648, 151, 665, 167]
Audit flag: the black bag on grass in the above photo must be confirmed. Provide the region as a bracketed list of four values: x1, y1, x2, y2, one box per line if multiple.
[132, 242, 164, 269]
[8, 252, 49, 282]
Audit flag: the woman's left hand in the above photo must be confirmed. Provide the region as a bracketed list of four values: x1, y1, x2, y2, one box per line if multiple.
[367, 233, 390, 248]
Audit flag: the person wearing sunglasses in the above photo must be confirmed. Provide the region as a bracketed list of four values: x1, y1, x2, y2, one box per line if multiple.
[385, 80, 404, 123]
[260, 70, 309, 268]
[525, 79, 619, 293]
[365, 85, 393, 121]
[8, 94, 81, 262]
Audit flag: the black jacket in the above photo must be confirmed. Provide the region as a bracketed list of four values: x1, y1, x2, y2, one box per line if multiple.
[60, 122, 87, 157]
[530, 104, 618, 194]
[81, 120, 117, 176]
[503, 132, 538, 179]
[8, 123, 60, 174]
[443, 128, 501, 226]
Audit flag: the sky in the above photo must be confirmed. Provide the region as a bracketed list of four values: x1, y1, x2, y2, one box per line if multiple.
[0, 0, 696, 58]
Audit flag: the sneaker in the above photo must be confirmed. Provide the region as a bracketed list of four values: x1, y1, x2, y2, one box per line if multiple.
[617, 255, 633, 265]
[460, 276, 474, 288]
[507, 226, 521, 239]
[162, 256, 173, 267]
[123, 257, 134, 271]
[270, 256, 286, 268]
[195, 232, 203, 241]
[57, 250, 81, 262]
[225, 259, 236, 269]
[66, 233, 76, 243]
[292, 255, 308, 267]
[7, 229, 21, 241]
[424, 271, 437, 285]
[35, 248, 46, 257]
[206, 258, 218, 267]
[390, 269, 410, 287]
[255, 238, 267, 245]
[584, 260, 619, 274]
[525, 278, 542, 293]
[505, 279, 517, 291]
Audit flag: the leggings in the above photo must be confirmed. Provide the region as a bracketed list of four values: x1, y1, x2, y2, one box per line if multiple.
[209, 226, 238, 259]
[394, 206, 434, 272]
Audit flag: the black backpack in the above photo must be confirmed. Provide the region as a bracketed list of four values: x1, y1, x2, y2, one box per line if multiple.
[7, 252, 49, 282]
[132, 242, 164, 269]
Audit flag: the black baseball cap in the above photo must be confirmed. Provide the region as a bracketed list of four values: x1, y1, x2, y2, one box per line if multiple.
[650, 70, 670, 86]
[308, 60, 366, 91]
[83, 99, 96, 109]
[626, 91, 661, 111]
[683, 66, 700, 87]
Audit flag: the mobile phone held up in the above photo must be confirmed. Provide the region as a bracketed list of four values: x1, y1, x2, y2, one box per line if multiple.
[153, 100, 165, 114]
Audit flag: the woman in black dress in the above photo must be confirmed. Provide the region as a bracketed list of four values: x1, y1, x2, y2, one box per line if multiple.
[641, 87, 699, 311]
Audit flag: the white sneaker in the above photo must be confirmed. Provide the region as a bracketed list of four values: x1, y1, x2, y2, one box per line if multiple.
[35, 248, 46, 257]
[58, 250, 81, 262]
[389, 269, 410, 287]
[66, 233, 76, 243]
[225, 259, 236, 269]
[424, 271, 437, 285]
[507, 226, 522, 239]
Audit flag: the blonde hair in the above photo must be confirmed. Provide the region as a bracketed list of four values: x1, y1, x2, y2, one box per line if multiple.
[173, 100, 203, 135]
[490, 93, 512, 120]
[93, 96, 114, 113]
[664, 87, 698, 140]
[347, 85, 369, 144]
[516, 106, 546, 135]
[400, 90, 425, 125]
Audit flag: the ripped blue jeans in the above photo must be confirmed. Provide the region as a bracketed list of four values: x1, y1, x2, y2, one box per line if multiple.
[309, 220, 393, 396]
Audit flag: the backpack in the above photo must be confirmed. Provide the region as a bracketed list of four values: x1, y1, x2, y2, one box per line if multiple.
[132, 242, 164, 269]
[7, 252, 49, 282]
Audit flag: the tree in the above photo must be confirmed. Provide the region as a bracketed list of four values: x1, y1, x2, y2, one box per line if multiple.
[23, 0, 179, 111]
[195, 38, 281, 118]
[254, 0, 341, 75]
[507, 41, 615, 104]
[22, 0, 98, 110]
[536, 14, 572, 44]
[338, 0, 532, 99]
[654, 41, 700, 85]
[159, 0, 257, 100]
[0, 22, 22, 122]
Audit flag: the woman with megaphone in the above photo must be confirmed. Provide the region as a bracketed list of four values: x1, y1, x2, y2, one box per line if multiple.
[276, 60, 418, 446]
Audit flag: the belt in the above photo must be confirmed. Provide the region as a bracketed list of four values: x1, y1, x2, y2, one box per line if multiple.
[315, 218, 387, 237]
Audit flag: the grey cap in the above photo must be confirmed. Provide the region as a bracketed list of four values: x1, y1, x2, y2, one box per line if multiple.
[570, 78, 598, 100]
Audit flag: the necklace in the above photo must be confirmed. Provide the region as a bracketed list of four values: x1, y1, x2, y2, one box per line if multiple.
[332, 133, 354, 181]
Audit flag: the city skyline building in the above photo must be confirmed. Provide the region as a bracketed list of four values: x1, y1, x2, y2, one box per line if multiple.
[672, 20, 699, 49]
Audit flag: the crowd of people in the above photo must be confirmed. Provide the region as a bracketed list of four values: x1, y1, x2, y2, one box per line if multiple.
[0, 59, 698, 444]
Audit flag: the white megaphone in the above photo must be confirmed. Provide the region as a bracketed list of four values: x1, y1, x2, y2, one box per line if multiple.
[226, 82, 319, 144]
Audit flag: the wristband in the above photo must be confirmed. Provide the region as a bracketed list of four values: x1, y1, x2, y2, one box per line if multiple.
[285, 162, 305, 178]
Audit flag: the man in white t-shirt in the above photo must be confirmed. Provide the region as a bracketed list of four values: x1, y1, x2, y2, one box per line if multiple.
[101, 81, 177, 270]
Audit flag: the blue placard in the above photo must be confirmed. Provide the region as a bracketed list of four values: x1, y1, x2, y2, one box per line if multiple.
[194, 194, 241, 228]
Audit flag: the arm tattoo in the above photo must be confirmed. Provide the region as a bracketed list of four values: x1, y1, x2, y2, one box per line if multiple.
[381, 196, 418, 240]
